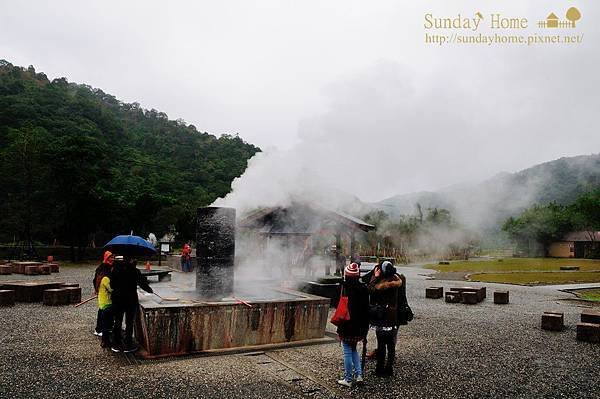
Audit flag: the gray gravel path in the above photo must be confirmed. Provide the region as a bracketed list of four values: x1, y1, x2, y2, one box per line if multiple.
[1, 263, 600, 398]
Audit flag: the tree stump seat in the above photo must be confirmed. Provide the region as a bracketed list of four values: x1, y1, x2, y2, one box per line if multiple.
[577, 322, 600, 343]
[426, 287, 443, 299]
[462, 291, 479, 304]
[43, 288, 70, 306]
[560, 266, 579, 271]
[23, 265, 39, 275]
[445, 291, 462, 303]
[37, 265, 51, 275]
[0, 290, 15, 307]
[541, 312, 564, 331]
[1, 282, 63, 302]
[60, 283, 80, 289]
[581, 310, 600, 324]
[65, 287, 82, 304]
[450, 287, 485, 302]
[494, 291, 509, 304]
[13, 262, 43, 274]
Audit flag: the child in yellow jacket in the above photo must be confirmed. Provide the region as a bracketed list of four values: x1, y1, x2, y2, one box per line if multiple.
[98, 273, 113, 348]
[95, 251, 114, 348]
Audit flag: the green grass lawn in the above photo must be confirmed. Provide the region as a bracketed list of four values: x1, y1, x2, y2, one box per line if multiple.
[424, 258, 600, 273]
[469, 271, 600, 285]
[573, 288, 600, 302]
[425, 258, 600, 285]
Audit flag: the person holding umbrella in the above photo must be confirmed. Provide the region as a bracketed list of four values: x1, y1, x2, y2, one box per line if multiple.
[110, 255, 153, 353]
[103, 235, 156, 353]
[336, 262, 370, 387]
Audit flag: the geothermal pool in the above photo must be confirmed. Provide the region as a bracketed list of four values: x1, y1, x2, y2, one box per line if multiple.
[135, 287, 330, 358]
[133, 206, 331, 358]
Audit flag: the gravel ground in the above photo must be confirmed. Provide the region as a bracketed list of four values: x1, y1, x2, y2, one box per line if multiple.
[1, 263, 600, 398]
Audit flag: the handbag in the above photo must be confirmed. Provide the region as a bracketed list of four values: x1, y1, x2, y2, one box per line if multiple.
[397, 304, 414, 325]
[396, 273, 414, 325]
[369, 304, 385, 324]
[331, 286, 351, 326]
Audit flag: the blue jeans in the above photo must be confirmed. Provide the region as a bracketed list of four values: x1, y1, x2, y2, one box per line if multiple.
[181, 258, 192, 272]
[341, 340, 362, 381]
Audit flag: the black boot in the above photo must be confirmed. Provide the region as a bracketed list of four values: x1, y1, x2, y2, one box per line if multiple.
[375, 348, 386, 376]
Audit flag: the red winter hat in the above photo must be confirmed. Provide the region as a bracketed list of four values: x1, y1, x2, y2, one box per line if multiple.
[344, 263, 360, 278]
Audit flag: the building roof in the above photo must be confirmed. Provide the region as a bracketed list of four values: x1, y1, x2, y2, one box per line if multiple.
[239, 203, 375, 235]
[561, 231, 600, 242]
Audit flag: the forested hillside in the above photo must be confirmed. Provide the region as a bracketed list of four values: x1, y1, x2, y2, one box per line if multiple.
[375, 154, 600, 231]
[0, 60, 260, 252]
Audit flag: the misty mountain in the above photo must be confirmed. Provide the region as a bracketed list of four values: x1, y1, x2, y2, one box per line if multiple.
[371, 154, 600, 230]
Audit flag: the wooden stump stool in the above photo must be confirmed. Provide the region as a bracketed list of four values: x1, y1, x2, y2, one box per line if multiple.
[577, 323, 600, 343]
[581, 310, 600, 324]
[560, 266, 579, 271]
[494, 291, 509, 304]
[0, 265, 12, 275]
[60, 283, 80, 289]
[462, 291, 479, 305]
[541, 312, 564, 331]
[0, 290, 15, 307]
[450, 287, 484, 303]
[24, 265, 39, 275]
[445, 291, 462, 303]
[426, 287, 444, 299]
[48, 263, 60, 273]
[37, 265, 51, 275]
[65, 287, 82, 304]
[43, 289, 70, 306]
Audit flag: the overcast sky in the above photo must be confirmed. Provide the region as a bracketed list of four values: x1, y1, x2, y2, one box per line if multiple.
[1, 1, 598, 203]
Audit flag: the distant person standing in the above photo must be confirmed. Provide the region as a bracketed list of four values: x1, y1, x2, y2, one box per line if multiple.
[93, 251, 114, 336]
[181, 243, 192, 272]
[110, 256, 153, 353]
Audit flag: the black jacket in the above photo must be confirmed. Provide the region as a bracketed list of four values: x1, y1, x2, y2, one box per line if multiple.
[110, 260, 153, 306]
[367, 274, 401, 327]
[336, 279, 370, 343]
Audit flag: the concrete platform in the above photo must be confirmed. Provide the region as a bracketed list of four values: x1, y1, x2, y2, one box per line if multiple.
[135, 288, 330, 358]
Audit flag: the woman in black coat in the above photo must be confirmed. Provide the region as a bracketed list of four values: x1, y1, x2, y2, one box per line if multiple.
[336, 263, 370, 387]
[367, 261, 402, 376]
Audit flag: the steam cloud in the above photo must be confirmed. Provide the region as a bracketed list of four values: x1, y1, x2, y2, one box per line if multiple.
[213, 52, 597, 224]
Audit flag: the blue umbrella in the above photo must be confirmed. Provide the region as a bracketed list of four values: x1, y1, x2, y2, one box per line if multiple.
[103, 235, 156, 256]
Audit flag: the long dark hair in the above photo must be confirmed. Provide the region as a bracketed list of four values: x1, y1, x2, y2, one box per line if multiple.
[95, 263, 112, 292]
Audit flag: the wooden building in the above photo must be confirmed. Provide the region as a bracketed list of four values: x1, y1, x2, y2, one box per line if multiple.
[548, 231, 600, 258]
[238, 203, 375, 275]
